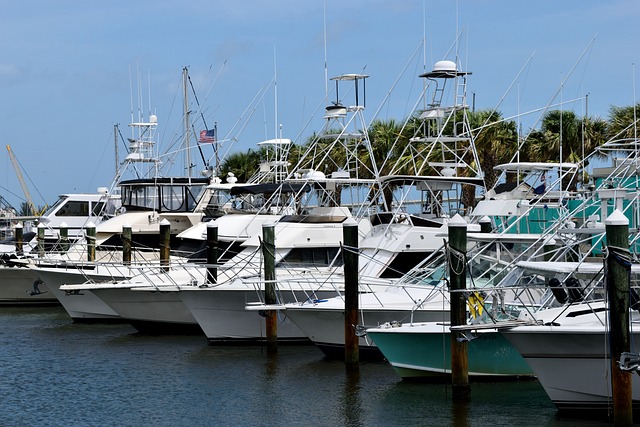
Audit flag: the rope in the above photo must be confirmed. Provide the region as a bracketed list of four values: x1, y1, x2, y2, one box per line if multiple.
[446, 242, 466, 277]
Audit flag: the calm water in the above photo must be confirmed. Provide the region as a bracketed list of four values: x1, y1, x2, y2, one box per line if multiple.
[0, 307, 610, 426]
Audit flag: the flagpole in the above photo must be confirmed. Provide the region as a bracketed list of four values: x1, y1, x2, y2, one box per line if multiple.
[214, 122, 219, 177]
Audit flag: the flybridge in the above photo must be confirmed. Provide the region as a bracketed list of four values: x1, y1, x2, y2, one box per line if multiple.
[118, 177, 210, 213]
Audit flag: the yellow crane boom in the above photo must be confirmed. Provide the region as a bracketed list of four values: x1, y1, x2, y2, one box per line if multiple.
[6, 145, 40, 216]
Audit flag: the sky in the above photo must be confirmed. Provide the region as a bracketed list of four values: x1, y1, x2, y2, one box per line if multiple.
[1, 0, 639, 210]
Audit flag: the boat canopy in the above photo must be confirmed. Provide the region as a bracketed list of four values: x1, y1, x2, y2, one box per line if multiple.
[229, 183, 310, 196]
[379, 174, 484, 187]
[494, 162, 579, 173]
[517, 261, 640, 275]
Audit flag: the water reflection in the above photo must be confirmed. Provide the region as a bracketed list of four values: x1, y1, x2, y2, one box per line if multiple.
[342, 366, 363, 426]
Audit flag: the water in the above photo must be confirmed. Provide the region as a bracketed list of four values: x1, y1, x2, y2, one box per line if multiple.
[0, 307, 609, 426]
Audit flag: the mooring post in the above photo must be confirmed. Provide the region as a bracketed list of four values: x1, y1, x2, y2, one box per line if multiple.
[262, 222, 277, 353]
[159, 219, 171, 271]
[206, 222, 218, 284]
[122, 223, 132, 266]
[605, 209, 632, 426]
[14, 222, 23, 257]
[37, 222, 45, 257]
[448, 214, 470, 399]
[59, 222, 69, 253]
[479, 215, 492, 234]
[86, 222, 96, 262]
[343, 218, 359, 367]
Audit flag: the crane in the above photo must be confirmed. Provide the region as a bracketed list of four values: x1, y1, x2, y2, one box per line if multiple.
[6, 145, 43, 216]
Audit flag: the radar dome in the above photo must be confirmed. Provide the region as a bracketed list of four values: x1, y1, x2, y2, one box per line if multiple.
[150, 114, 158, 124]
[432, 60, 457, 73]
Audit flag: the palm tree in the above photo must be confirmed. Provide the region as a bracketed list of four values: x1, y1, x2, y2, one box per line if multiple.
[607, 104, 640, 141]
[525, 110, 608, 190]
[467, 109, 520, 190]
[219, 150, 262, 183]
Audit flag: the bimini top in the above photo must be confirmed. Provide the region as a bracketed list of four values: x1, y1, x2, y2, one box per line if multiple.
[494, 162, 579, 173]
[229, 182, 310, 196]
[379, 174, 484, 186]
[420, 60, 471, 79]
[119, 177, 211, 186]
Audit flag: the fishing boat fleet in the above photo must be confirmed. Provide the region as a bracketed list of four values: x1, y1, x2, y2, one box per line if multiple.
[2, 59, 640, 419]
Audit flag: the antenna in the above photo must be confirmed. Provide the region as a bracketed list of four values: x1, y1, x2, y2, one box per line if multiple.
[274, 44, 279, 141]
[129, 65, 134, 142]
[323, 0, 328, 99]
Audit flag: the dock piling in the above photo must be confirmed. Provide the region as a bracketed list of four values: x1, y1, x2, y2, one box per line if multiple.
[86, 222, 96, 262]
[159, 219, 170, 271]
[206, 222, 218, 284]
[262, 223, 277, 353]
[343, 218, 359, 367]
[605, 209, 632, 426]
[448, 214, 470, 399]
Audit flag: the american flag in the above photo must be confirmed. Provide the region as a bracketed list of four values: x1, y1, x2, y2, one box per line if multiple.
[199, 129, 216, 143]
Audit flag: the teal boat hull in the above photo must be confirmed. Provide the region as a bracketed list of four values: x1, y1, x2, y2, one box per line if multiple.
[368, 324, 534, 379]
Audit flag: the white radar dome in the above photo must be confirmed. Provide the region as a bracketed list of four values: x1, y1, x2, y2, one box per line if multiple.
[150, 114, 158, 124]
[432, 60, 457, 73]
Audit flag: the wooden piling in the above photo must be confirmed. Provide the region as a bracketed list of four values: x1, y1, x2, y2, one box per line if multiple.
[479, 215, 492, 233]
[37, 223, 45, 257]
[605, 209, 632, 426]
[59, 222, 69, 253]
[343, 218, 359, 367]
[122, 224, 132, 266]
[262, 223, 277, 353]
[206, 222, 218, 284]
[86, 222, 96, 262]
[159, 219, 171, 271]
[14, 223, 23, 257]
[448, 214, 470, 399]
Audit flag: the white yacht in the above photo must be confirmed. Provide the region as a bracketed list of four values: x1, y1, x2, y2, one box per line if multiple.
[0, 190, 120, 305]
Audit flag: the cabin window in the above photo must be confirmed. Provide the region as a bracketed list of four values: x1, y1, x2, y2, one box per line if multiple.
[123, 186, 158, 210]
[56, 201, 90, 217]
[161, 185, 185, 211]
[43, 196, 67, 217]
[91, 202, 105, 216]
[277, 247, 342, 267]
[159, 184, 206, 212]
[379, 251, 432, 278]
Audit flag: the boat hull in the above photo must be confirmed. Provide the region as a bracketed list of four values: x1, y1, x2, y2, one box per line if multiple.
[33, 266, 127, 321]
[285, 305, 449, 360]
[180, 287, 336, 343]
[502, 325, 640, 411]
[91, 287, 202, 334]
[367, 323, 533, 379]
[0, 265, 58, 305]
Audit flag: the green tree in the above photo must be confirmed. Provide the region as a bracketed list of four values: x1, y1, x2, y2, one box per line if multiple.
[607, 103, 640, 141]
[219, 149, 262, 183]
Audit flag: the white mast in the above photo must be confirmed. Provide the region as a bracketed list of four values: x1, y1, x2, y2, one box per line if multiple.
[183, 67, 192, 177]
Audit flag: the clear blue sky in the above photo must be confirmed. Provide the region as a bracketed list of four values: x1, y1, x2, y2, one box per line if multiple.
[1, 0, 638, 210]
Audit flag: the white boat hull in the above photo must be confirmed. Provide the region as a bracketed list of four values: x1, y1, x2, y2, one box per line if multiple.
[502, 325, 640, 411]
[0, 264, 58, 305]
[180, 286, 339, 342]
[279, 282, 448, 359]
[91, 286, 201, 333]
[285, 302, 449, 359]
[33, 266, 128, 321]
